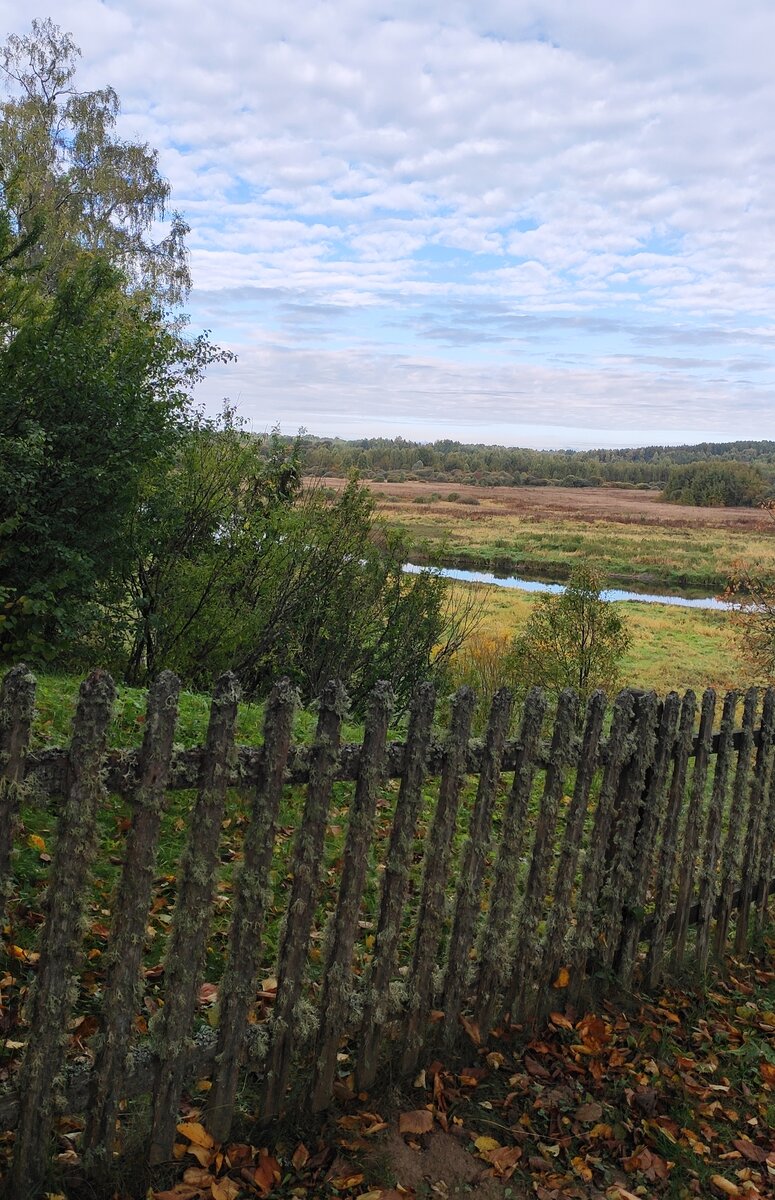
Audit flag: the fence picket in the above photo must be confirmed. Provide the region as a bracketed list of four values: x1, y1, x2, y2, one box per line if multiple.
[671, 690, 716, 969]
[441, 687, 513, 1042]
[6, 670, 115, 1200]
[715, 688, 758, 955]
[0, 664, 36, 913]
[148, 672, 240, 1166]
[84, 670, 180, 1159]
[644, 690, 696, 990]
[754, 755, 775, 935]
[474, 687, 547, 1036]
[206, 678, 297, 1142]
[532, 690, 606, 1018]
[355, 682, 436, 1090]
[695, 691, 737, 973]
[598, 691, 660, 975]
[400, 686, 476, 1075]
[615, 691, 681, 987]
[568, 690, 636, 1003]
[506, 689, 579, 1021]
[733, 687, 775, 954]
[311, 682, 393, 1111]
[261, 680, 347, 1119]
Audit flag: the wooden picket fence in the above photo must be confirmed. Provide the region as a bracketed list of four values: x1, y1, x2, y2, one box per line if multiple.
[1, 664, 775, 1196]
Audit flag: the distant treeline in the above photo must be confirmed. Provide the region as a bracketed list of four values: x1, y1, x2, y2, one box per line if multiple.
[297, 435, 775, 504]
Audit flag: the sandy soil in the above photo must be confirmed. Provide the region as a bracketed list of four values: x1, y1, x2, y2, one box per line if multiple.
[316, 478, 772, 532]
[374, 1128, 522, 1198]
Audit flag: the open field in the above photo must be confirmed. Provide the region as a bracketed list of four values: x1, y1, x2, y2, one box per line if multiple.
[464, 582, 746, 697]
[319, 478, 775, 593]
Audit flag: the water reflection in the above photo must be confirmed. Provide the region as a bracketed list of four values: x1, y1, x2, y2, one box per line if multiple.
[403, 563, 732, 611]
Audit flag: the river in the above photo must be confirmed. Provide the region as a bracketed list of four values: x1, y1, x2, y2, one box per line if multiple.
[403, 563, 733, 611]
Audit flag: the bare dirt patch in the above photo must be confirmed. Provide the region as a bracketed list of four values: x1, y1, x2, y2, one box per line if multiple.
[376, 1128, 522, 1199]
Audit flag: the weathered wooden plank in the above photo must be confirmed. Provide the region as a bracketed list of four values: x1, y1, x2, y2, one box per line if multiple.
[532, 690, 606, 1018]
[441, 687, 513, 1042]
[260, 680, 346, 1119]
[506, 689, 579, 1021]
[84, 671, 181, 1160]
[754, 754, 775, 935]
[474, 687, 547, 1037]
[597, 691, 659, 976]
[0, 663, 36, 914]
[205, 678, 297, 1142]
[400, 686, 476, 1076]
[695, 691, 737, 973]
[355, 682, 436, 1091]
[733, 687, 775, 954]
[311, 682, 393, 1111]
[568, 690, 636, 1003]
[671, 690, 716, 970]
[6, 670, 115, 1200]
[715, 687, 758, 955]
[148, 673, 240, 1166]
[615, 691, 681, 987]
[644, 690, 696, 990]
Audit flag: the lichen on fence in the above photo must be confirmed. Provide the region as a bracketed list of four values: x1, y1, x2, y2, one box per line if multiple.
[0, 662, 773, 1192]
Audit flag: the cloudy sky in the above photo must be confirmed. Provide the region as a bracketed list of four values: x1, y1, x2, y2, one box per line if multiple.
[3, 1, 775, 449]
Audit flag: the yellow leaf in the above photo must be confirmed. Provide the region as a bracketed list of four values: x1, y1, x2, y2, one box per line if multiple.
[176, 1120, 215, 1149]
[552, 966, 570, 989]
[474, 1136, 501, 1153]
[710, 1176, 742, 1197]
[27, 834, 46, 852]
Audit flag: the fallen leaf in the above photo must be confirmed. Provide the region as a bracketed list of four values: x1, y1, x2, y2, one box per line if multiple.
[398, 1109, 433, 1136]
[474, 1136, 501, 1153]
[176, 1121, 215, 1150]
[292, 1142, 310, 1170]
[710, 1176, 742, 1197]
[552, 967, 570, 989]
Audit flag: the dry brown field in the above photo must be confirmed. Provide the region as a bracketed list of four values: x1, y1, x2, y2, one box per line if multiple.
[317, 476, 772, 532]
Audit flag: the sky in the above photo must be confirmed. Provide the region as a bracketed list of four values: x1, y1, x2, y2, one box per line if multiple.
[3, 1, 775, 449]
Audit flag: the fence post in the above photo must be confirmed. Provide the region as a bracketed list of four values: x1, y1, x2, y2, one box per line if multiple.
[261, 680, 346, 1120]
[671, 690, 716, 970]
[206, 677, 297, 1142]
[715, 687, 758, 955]
[5, 670, 115, 1200]
[474, 687, 547, 1037]
[695, 691, 737, 973]
[506, 689, 579, 1021]
[733, 687, 775, 954]
[356, 682, 435, 1091]
[148, 672, 240, 1166]
[400, 686, 476, 1076]
[0, 663, 36, 915]
[442, 687, 513, 1042]
[568, 690, 636, 1004]
[615, 691, 681, 987]
[533, 690, 606, 1019]
[644, 690, 696, 990]
[311, 681, 393, 1111]
[84, 670, 180, 1159]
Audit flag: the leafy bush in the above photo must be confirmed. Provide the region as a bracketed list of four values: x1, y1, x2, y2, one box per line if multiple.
[510, 567, 631, 701]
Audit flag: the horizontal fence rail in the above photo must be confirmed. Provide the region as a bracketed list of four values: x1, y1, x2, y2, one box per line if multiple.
[1, 665, 774, 1197]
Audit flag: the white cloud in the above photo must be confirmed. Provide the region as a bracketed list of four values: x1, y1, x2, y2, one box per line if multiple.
[2, 1, 775, 443]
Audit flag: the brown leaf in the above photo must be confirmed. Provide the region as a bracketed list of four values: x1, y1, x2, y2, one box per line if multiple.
[760, 1062, 775, 1087]
[732, 1138, 767, 1163]
[459, 1013, 482, 1045]
[710, 1176, 742, 1197]
[552, 966, 570, 989]
[292, 1142, 310, 1170]
[398, 1109, 434, 1136]
[574, 1101, 603, 1123]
